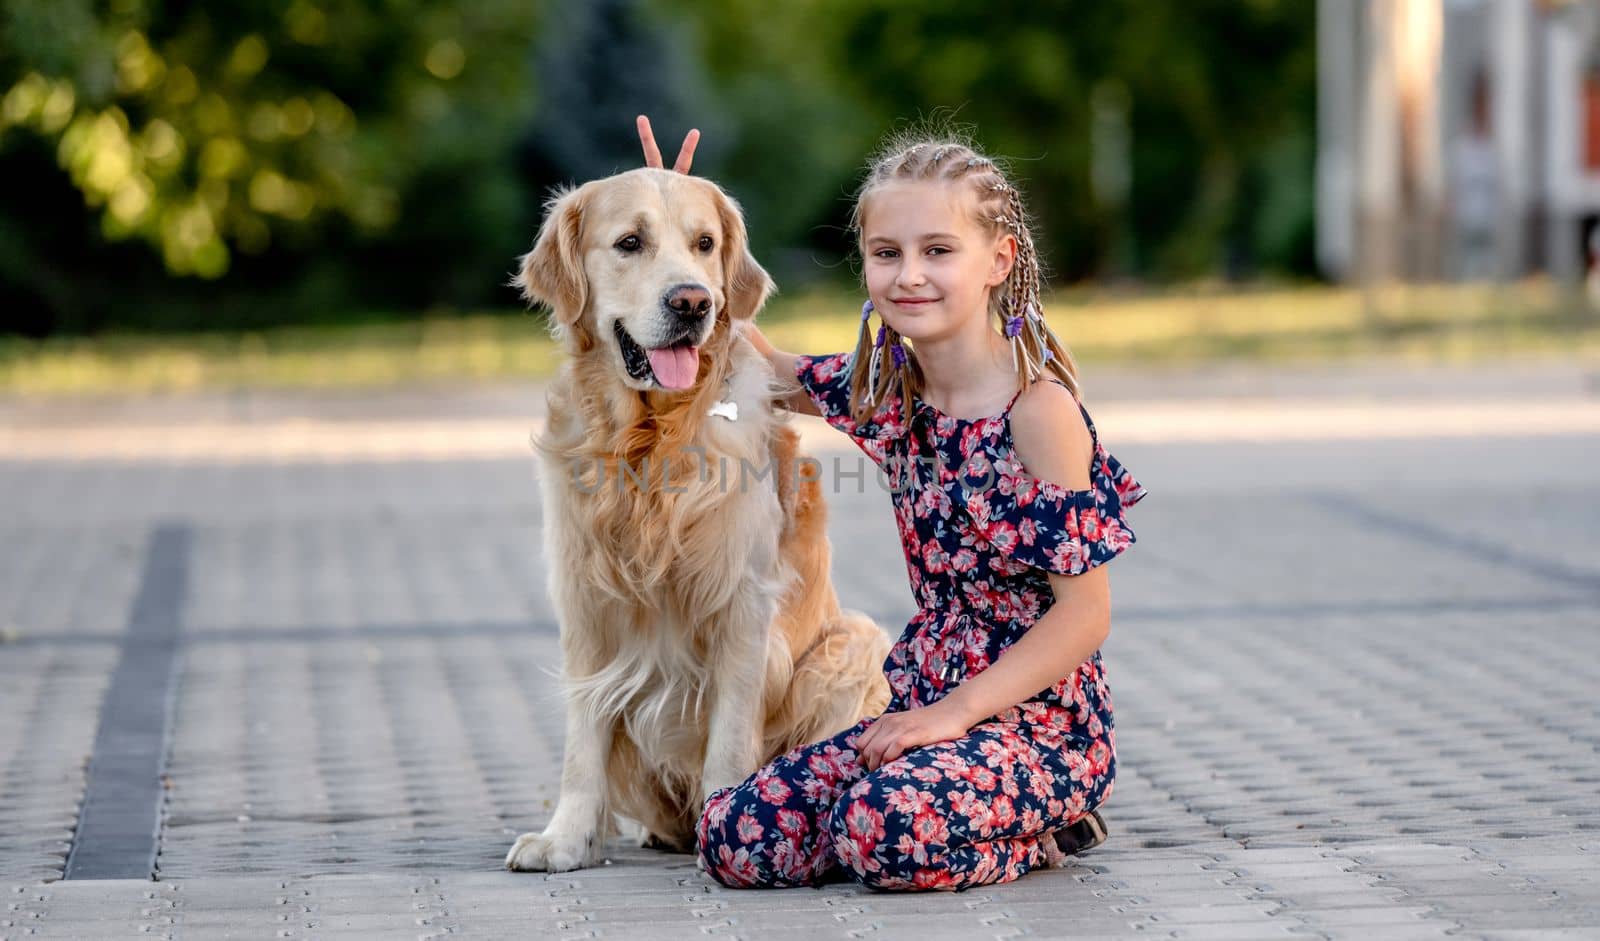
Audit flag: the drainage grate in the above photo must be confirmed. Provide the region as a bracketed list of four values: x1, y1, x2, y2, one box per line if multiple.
[62, 524, 190, 880]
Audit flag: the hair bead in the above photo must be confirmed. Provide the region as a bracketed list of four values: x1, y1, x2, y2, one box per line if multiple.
[866, 326, 885, 395]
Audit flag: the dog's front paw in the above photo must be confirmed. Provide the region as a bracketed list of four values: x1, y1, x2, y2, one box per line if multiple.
[504, 828, 595, 872]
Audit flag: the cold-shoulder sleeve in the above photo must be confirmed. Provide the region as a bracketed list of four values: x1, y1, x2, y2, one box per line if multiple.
[956, 416, 1148, 576]
[792, 351, 908, 443]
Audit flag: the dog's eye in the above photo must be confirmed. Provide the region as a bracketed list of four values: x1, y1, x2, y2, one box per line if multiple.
[696, 235, 715, 253]
[615, 235, 642, 253]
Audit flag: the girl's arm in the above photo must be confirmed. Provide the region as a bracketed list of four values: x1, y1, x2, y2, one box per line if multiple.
[939, 567, 1110, 730]
[939, 380, 1106, 727]
[861, 569, 1110, 774]
[855, 379, 1104, 770]
[738, 321, 822, 419]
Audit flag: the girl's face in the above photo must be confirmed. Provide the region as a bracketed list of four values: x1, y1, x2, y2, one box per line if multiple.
[860, 180, 1015, 344]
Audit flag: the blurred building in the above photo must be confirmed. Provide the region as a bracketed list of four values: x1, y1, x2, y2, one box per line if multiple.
[1318, 0, 1600, 283]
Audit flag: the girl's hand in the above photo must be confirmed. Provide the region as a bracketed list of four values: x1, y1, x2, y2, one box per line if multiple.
[636, 114, 699, 174]
[853, 701, 973, 772]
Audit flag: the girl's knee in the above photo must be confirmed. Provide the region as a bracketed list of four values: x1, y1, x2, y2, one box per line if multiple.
[695, 786, 757, 887]
[695, 783, 806, 889]
[822, 777, 919, 890]
[698, 841, 768, 889]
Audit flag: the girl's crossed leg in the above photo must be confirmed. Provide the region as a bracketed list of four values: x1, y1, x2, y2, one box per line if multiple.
[696, 712, 1110, 891]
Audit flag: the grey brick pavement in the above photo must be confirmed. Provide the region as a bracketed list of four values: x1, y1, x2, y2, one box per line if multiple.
[2, 362, 1598, 938]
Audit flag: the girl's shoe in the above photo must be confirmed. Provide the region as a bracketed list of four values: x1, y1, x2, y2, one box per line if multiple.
[1043, 810, 1108, 865]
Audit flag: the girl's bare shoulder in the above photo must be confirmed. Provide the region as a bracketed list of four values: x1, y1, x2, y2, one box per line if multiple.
[1006, 379, 1094, 493]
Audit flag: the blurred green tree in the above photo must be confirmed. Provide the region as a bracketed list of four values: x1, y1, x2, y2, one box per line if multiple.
[0, 0, 1318, 336]
[655, 0, 1315, 285]
[519, 0, 717, 187]
[792, 0, 1317, 281]
[1, 0, 543, 332]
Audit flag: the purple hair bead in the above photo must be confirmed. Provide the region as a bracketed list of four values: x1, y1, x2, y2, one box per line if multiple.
[1042, 348, 1054, 363]
[1004, 316, 1023, 338]
[861, 299, 874, 320]
[873, 324, 887, 349]
[891, 344, 906, 368]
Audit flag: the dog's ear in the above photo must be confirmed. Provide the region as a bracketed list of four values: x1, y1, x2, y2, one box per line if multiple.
[515, 184, 589, 325]
[713, 186, 775, 322]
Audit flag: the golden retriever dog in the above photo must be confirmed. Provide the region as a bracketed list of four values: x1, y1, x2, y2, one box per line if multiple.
[504, 167, 891, 872]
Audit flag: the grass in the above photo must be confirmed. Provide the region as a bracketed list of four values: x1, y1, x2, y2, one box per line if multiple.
[4, 279, 1600, 397]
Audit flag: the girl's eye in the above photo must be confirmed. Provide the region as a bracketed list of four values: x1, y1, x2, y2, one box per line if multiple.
[615, 235, 642, 253]
[874, 249, 899, 259]
[927, 246, 950, 256]
[696, 235, 715, 253]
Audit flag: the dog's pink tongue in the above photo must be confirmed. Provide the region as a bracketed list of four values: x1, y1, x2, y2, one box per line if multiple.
[647, 344, 699, 390]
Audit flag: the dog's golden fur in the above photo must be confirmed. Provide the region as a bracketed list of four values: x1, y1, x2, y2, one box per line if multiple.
[505, 168, 890, 871]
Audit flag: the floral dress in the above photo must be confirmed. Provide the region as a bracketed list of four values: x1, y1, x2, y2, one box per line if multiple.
[696, 350, 1148, 892]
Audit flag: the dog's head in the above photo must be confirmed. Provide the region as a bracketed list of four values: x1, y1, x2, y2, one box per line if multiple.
[515, 168, 774, 392]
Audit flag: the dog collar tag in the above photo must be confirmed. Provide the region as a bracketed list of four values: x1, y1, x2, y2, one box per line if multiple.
[707, 400, 739, 422]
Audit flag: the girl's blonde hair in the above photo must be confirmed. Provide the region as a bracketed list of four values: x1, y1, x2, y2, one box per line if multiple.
[844, 126, 1081, 431]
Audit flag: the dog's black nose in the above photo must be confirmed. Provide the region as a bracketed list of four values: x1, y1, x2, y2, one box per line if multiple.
[665, 284, 712, 322]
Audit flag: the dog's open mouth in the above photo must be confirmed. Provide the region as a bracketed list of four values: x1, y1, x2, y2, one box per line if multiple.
[614, 320, 700, 390]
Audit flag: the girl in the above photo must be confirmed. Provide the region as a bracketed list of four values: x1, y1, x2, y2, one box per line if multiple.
[643, 121, 1147, 892]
